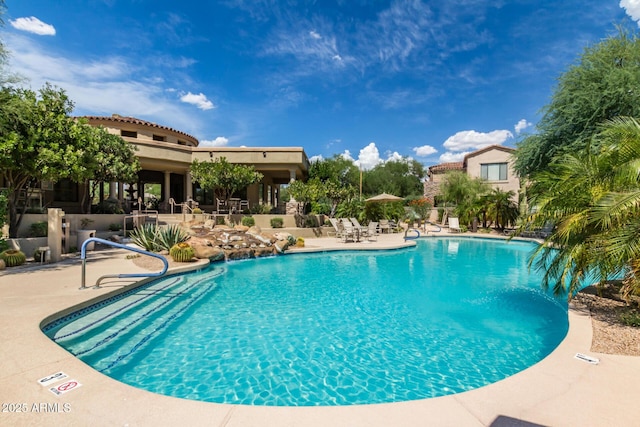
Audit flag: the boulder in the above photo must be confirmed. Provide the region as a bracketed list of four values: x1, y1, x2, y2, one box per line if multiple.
[247, 225, 262, 235]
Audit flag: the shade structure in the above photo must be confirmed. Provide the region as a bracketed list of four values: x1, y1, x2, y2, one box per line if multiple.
[365, 192, 404, 203]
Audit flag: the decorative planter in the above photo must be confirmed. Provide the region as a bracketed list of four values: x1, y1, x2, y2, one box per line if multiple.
[77, 229, 97, 251]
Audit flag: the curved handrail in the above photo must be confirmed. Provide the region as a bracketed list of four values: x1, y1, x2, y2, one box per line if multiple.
[80, 237, 168, 290]
[426, 221, 442, 233]
[404, 228, 421, 240]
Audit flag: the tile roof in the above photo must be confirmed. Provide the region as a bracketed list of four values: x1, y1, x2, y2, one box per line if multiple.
[82, 114, 199, 143]
[428, 162, 463, 174]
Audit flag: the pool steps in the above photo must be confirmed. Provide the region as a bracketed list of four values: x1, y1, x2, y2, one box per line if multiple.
[47, 270, 222, 373]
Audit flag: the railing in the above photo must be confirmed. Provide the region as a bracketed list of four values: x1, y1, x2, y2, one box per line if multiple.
[404, 228, 421, 240]
[123, 212, 158, 236]
[79, 237, 168, 290]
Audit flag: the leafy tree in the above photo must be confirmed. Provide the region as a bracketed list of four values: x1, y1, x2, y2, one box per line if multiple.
[286, 178, 324, 214]
[515, 26, 640, 177]
[524, 117, 640, 300]
[0, 86, 87, 236]
[190, 157, 263, 208]
[309, 155, 359, 188]
[79, 125, 140, 213]
[363, 159, 426, 197]
[439, 171, 490, 226]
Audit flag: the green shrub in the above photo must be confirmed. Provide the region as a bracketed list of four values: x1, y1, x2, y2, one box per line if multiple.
[33, 248, 48, 262]
[130, 224, 160, 252]
[169, 242, 195, 262]
[0, 249, 26, 267]
[620, 310, 640, 327]
[192, 207, 203, 214]
[0, 239, 9, 252]
[108, 223, 122, 232]
[241, 216, 255, 227]
[270, 217, 284, 228]
[156, 225, 190, 252]
[28, 221, 48, 237]
[304, 216, 319, 228]
[215, 216, 226, 225]
[251, 204, 273, 214]
[286, 235, 296, 246]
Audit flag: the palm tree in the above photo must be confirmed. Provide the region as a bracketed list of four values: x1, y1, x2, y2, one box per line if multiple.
[524, 117, 640, 300]
[486, 189, 519, 231]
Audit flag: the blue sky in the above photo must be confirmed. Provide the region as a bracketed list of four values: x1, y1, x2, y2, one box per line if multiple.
[3, 1, 640, 170]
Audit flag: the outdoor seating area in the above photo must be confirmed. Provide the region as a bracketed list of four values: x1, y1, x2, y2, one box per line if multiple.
[328, 218, 384, 243]
[216, 198, 250, 214]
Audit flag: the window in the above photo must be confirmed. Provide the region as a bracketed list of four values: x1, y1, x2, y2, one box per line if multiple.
[153, 134, 166, 142]
[121, 130, 137, 138]
[54, 179, 78, 202]
[481, 163, 508, 181]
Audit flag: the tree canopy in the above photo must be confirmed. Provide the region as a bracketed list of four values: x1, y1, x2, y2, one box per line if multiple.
[363, 159, 426, 198]
[190, 157, 263, 206]
[0, 84, 139, 236]
[515, 26, 640, 177]
[524, 117, 640, 300]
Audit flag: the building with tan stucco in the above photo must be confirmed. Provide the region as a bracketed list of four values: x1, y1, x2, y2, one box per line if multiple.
[424, 145, 520, 202]
[32, 114, 309, 214]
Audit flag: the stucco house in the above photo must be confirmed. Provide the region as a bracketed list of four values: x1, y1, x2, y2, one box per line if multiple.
[21, 114, 310, 214]
[424, 145, 520, 202]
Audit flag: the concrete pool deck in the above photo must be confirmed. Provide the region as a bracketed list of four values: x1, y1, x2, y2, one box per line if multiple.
[1, 232, 639, 426]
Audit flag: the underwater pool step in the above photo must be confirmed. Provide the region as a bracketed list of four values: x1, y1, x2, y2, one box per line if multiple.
[48, 270, 224, 365]
[88, 280, 216, 372]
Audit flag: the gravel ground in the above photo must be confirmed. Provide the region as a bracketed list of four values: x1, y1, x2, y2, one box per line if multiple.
[130, 256, 640, 357]
[573, 290, 640, 356]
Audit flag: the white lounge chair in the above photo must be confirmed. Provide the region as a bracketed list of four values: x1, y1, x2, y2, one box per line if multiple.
[366, 221, 379, 241]
[448, 217, 462, 233]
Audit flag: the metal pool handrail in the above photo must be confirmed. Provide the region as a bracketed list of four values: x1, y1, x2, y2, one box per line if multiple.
[404, 228, 421, 240]
[80, 237, 168, 290]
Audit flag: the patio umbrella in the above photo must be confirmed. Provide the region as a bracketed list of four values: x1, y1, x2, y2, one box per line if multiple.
[365, 192, 403, 203]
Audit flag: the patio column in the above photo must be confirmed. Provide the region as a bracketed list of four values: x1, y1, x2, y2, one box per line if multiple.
[108, 182, 117, 199]
[118, 182, 124, 203]
[163, 171, 171, 202]
[289, 168, 296, 183]
[185, 170, 192, 201]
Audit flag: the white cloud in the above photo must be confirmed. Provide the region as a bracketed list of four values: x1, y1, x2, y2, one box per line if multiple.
[514, 119, 532, 134]
[355, 142, 383, 171]
[180, 92, 215, 110]
[439, 151, 469, 163]
[413, 145, 437, 157]
[340, 150, 355, 162]
[386, 151, 403, 162]
[5, 34, 204, 138]
[443, 129, 513, 152]
[9, 17, 56, 36]
[309, 154, 324, 163]
[620, 0, 640, 23]
[309, 30, 321, 39]
[199, 136, 229, 147]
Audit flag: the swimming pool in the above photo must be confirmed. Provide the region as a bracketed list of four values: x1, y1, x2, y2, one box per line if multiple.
[43, 238, 568, 406]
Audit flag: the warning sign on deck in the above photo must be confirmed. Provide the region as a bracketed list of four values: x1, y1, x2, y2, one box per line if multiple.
[37, 371, 68, 387]
[49, 380, 82, 397]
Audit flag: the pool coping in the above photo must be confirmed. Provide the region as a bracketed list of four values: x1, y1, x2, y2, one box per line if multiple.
[1, 232, 639, 426]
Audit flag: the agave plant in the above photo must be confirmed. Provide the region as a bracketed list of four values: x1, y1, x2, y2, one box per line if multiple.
[156, 225, 190, 252]
[129, 224, 160, 252]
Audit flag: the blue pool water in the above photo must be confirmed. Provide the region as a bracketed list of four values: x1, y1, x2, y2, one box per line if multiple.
[43, 238, 568, 406]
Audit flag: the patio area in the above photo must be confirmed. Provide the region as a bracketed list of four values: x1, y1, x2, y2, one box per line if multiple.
[1, 232, 639, 426]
